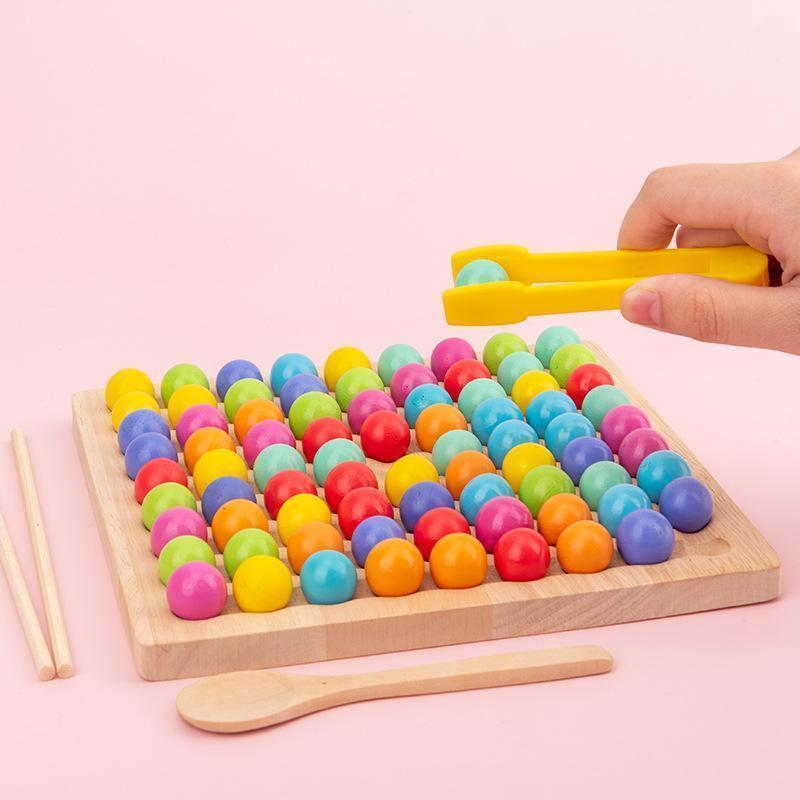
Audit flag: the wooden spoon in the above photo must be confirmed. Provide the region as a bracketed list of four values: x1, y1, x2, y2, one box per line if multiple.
[177, 644, 612, 733]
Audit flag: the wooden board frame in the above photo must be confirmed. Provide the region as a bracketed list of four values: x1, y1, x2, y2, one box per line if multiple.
[72, 344, 780, 681]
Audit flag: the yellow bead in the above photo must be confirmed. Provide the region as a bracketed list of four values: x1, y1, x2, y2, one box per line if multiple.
[502, 442, 556, 493]
[384, 454, 439, 507]
[105, 368, 155, 410]
[167, 384, 218, 428]
[511, 370, 560, 412]
[276, 493, 331, 545]
[232, 554, 293, 612]
[323, 347, 371, 391]
[193, 449, 248, 497]
[110, 391, 161, 431]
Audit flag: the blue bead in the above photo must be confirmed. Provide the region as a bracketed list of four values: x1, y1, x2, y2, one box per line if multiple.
[597, 483, 652, 537]
[617, 509, 675, 564]
[398, 481, 455, 532]
[455, 259, 509, 287]
[658, 477, 712, 532]
[636, 451, 691, 502]
[459, 473, 514, 525]
[404, 384, 453, 429]
[117, 409, 170, 454]
[471, 397, 523, 445]
[124, 432, 178, 480]
[201, 477, 256, 523]
[300, 550, 357, 604]
[543, 413, 595, 462]
[279, 373, 328, 415]
[269, 353, 318, 397]
[351, 516, 407, 567]
[525, 390, 576, 436]
[215, 359, 264, 400]
[497, 352, 544, 394]
[560, 435, 613, 484]
[487, 419, 538, 468]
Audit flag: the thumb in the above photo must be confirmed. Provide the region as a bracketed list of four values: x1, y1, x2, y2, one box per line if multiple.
[620, 274, 800, 354]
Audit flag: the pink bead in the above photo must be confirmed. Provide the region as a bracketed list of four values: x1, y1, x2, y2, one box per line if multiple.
[150, 507, 208, 556]
[347, 389, 397, 434]
[166, 562, 227, 620]
[175, 405, 228, 447]
[618, 428, 669, 476]
[242, 419, 297, 467]
[474, 496, 534, 553]
[430, 338, 477, 381]
[390, 363, 438, 406]
[600, 404, 651, 453]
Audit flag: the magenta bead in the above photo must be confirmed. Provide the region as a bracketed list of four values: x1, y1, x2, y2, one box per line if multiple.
[390, 363, 438, 406]
[347, 389, 397, 434]
[600, 404, 651, 453]
[242, 419, 297, 467]
[618, 428, 669, 476]
[175, 405, 228, 447]
[166, 562, 227, 620]
[474, 496, 534, 553]
[150, 507, 208, 556]
[430, 337, 477, 381]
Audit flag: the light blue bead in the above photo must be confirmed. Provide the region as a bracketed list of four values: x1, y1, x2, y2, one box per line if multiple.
[404, 384, 453, 429]
[432, 429, 483, 475]
[543, 412, 595, 462]
[526, 390, 577, 436]
[253, 444, 307, 492]
[534, 326, 580, 369]
[636, 451, 691, 503]
[269, 353, 317, 397]
[300, 551, 357, 605]
[497, 352, 544, 394]
[457, 378, 506, 422]
[312, 438, 366, 486]
[377, 344, 424, 385]
[459, 474, 514, 525]
[598, 483, 652, 537]
[471, 397, 523, 445]
[455, 259, 509, 287]
[487, 419, 538, 468]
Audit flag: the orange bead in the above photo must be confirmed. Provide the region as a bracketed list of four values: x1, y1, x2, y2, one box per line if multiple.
[233, 398, 285, 443]
[211, 498, 268, 551]
[444, 450, 495, 499]
[414, 404, 467, 452]
[429, 533, 487, 589]
[537, 493, 593, 546]
[183, 427, 237, 474]
[364, 539, 425, 597]
[286, 521, 345, 574]
[556, 520, 614, 574]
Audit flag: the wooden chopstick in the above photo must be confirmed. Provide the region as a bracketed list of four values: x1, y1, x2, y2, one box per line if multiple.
[11, 428, 74, 678]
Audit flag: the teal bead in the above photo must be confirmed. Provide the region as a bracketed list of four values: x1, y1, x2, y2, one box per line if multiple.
[404, 384, 453, 429]
[377, 344, 424, 385]
[636, 451, 691, 502]
[457, 378, 506, 422]
[497, 351, 544, 394]
[455, 259, 509, 287]
[578, 460, 631, 511]
[432, 429, 483, 475]
[300, 550, 358, 605]
[582, 385, 630, 430]
[518, 465, 575, 518]
[534, 326, 580, 369]
[482, 333, 529, 375]
[253, 443, 307, 492]
[312, 438, 366, 485]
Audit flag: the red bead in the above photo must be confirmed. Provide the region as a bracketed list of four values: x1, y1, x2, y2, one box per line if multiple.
[262, 469, 318, 518]
[493, 528, 551, 581]
[336, 487, 393, 540]
[301, 416, 353, 462]
[565, 363, 614, 409]
[359, 410, 410, 462]
[134, 458, 189, 504]
[323, 461, 379, 513]
[443, 359, 491, 401]
[413, 507, 470, 560]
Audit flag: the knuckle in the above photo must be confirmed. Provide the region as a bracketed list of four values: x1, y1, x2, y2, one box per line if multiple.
[689, 284, 724, 342]
[641, 167, 672, 195]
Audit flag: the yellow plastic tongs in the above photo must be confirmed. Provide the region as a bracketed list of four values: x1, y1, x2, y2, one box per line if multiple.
[442, 244, 769, 325]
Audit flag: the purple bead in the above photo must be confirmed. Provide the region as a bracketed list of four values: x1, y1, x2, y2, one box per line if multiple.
[618, 428, 669, 476]
[560, 436, 614, 484]
[280, 373, 328, 415]
[390, 363, 438, 406]
[242, 419, 297, 467]
[430, 338, 477, 381]
[166, 562, 227, 620]
[616, 509, 675, 564]
[351, 516, 406, 567]
[600, 404, 650, 453]
[150, 506, 208, 556]
[398, 481, 455, 532]
[658, 477, 713, 533]
[474, 496, 534, 553]
[347, 389, 397, 434]
[175, 405, 228, 448]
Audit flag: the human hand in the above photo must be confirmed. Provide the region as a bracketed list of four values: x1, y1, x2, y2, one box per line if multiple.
[618, 147, 800, 354]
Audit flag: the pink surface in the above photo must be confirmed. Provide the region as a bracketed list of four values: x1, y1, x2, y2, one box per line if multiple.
[1, 2, 799, 797]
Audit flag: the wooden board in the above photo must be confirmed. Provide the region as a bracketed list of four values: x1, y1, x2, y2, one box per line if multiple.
[72, 344, 781, 681]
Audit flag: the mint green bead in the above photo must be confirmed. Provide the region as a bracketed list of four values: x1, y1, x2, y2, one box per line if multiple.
[335, 367, 384, 412]
[377, 344, 424, 385]
[288, 391, 341, 438]
[549, 343, 597, 388]
[253, 444, 307, 492]
[158, 535, 216, 585]
[141, 482, 197, 530]
[313, 439, 366, 485]
[534, 326, 580, 369]
[582, 385, 630, 430]
[482, 333, 529, 375]
[457, 378, 506, 422]
[518, 465, 575, 518]
[223, 378, 274, 422]
[223, 528, 279, 578]
[432, 429, 483, 475]
[497, 351, 544, 394]
[160, 363, 210, 406]
[455, 259, 509, 287]
[579, 461, 631, 511]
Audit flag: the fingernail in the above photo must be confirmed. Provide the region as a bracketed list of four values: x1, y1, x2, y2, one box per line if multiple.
[621, 285, 661, 326]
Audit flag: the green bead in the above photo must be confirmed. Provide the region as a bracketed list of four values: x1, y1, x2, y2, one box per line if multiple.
[581, 385, 630, 430]
[457, 378, 506, 422]
[518, 465, 575, 518]
[223, 528, 279, 578]
[157, 535, 216, 585]
[455, 259, 509, 286]
[549, 344, 597, 388]
[313, 439, 366, 485]
[482, 333, 529, 375]
[534, 326, 580, 369]
[579, 461, 631, 511]
[141, 482, 197, 530]
[377, 344, 424, 385]
[335, 367, 384, 411]
[497, 351, 544, 394]
[160, 363, 209, 406]
[432, 429, 482, 475]
[253, 444, 307, 492]
[288, 391, 342, 438]
[223, 378, 274, 422]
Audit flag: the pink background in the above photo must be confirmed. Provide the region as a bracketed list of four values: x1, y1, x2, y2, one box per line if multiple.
[2, 2, 799, 797]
